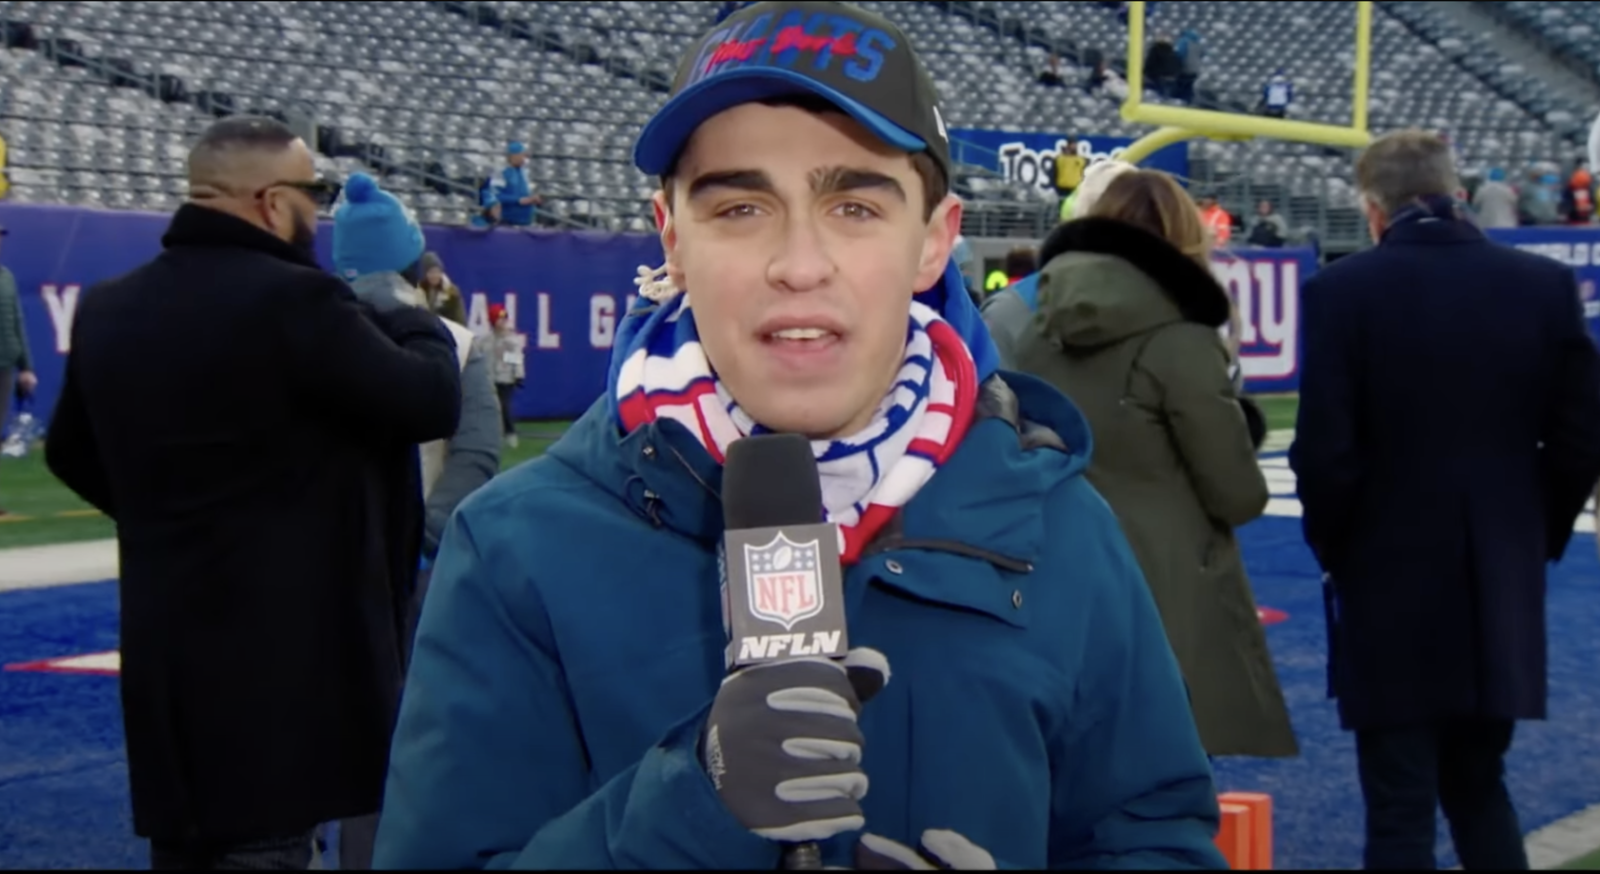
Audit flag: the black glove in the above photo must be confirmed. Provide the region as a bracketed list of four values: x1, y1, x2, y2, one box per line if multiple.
[702, 647, 890, 844]
[855, 830, 997, 870]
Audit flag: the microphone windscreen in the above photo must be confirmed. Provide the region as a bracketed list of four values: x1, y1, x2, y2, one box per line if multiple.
[723, 434, 823, 530]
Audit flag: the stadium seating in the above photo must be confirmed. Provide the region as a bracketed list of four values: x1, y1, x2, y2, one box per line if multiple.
[0, 0, 1590, 250]
[1380, 2, 1593, 150]
[1486, 2, 1600, 99]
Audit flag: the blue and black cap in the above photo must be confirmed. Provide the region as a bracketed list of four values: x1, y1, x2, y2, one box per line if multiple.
[633, 1, 951, 181]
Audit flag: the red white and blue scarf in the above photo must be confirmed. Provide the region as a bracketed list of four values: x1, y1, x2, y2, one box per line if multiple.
[609, 262, 999, 565]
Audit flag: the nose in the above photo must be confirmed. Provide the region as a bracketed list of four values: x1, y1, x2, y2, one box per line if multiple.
[765, 214, 836, 292]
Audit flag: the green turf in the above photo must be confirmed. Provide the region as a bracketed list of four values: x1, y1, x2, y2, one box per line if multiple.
[0, 395, 1306, 551]
[0, 421, 574, 551]
[1564, 847, 1600, 870]
[1255, 393, 1299, 432]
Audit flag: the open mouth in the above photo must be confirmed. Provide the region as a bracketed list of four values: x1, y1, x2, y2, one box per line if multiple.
[764, 327, 840, 345]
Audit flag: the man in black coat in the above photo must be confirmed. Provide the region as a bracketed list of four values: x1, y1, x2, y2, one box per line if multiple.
[1291, 129, 1600, 871]
[44, 116, 463, 870]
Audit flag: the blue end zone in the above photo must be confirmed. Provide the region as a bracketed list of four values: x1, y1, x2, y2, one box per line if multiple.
[4, 518, 1600, 868]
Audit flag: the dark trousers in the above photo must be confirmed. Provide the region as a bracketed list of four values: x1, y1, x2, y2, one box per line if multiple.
[495, 383, 516, 436]
[336, 566, 432, 871]
[150, 830, 316, 870]
[1355, 719, 1528, 870]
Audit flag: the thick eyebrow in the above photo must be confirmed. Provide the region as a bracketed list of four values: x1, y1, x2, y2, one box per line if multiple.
[684, 166, 907, 204]
[809, 166, 906, 203]
[686, 170, 775, 202]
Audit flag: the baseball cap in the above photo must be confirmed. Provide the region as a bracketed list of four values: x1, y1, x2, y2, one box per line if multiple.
[507, 141, 528, 155]
[633, 1, 951, 181]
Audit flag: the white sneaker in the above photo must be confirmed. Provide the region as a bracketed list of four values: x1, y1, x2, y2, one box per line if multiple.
[507, 433, 520, 449]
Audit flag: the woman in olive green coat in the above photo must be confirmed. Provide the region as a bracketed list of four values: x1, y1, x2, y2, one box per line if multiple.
[1009, 170, 1298, 759]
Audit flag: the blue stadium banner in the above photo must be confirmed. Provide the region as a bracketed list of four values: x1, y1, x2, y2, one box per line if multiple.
[0, 202, 665, 425]
[948, 128, 1192, 194]
[1486, 226, 1600, 334]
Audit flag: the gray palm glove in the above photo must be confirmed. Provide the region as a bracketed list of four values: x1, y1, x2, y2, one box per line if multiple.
[855, 830, 998, 870]
[702, 647, 891, 844]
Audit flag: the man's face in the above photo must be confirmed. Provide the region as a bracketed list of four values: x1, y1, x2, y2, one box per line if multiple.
[425, 266, 444, 286]
[260, 139, 320, 249]
[508, 152, 527, 169]
[655, 102, 960, 440]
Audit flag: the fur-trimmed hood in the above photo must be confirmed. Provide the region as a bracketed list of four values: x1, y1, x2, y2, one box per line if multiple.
[1033, 217, 1230, 349]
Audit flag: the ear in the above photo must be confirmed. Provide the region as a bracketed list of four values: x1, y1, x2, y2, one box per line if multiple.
[915, 194, 964, 292]
[652, 189, 687, 290]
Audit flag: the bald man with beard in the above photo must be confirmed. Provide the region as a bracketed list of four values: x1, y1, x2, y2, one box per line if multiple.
[45, 116, 462, 870]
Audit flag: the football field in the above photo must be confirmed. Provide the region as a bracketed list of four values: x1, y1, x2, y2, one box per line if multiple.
[6, 409, 1600, 869]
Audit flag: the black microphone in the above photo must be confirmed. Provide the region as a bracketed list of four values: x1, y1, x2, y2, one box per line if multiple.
[721, 434, 849, 871]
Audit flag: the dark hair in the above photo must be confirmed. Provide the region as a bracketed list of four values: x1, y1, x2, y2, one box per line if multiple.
[1004, 247, 1037, 278]
[187, 116, 299, 181]
[659, 94, 949, 221]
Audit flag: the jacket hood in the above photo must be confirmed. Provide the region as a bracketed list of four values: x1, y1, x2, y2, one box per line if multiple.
[1033, 217, 1230, 349]
[349, 271, 423, 314]
[546, 371, 1094, 568]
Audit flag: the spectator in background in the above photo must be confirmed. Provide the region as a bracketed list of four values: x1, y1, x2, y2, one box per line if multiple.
[417, 252, 467, 325]
[988, 158, 1139, 367]
[1144, 33, 1182, 99]
[1589, 109, 1600, 184]
[1472, 167, 1520, 229]
[1517, 168, 1560, 226]
[1562, 159, 1594, 226]
[473, 141, 541, 230]
[0, 223, 35, 513]
[329, 172, 501, 868]
[1291, 129, 1600, 870]
[1197, 193, 1234, 245]
[1260, 69, 1292, 118]
[44, 116, 463, 871]
[1246, 199, 1288, 248]
[1004, 246, 1037, 286]
[1054, 138, 1088, 203]
[485, 303, 525, 449]
[951, 235, 985, 306]
[1174, 28, 1203, 103]
[1008, 169, 1294, 761]
[1037, 53, 1067, 88]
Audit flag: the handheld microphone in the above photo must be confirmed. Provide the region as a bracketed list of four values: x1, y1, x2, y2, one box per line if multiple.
[721, 434, 849, 871]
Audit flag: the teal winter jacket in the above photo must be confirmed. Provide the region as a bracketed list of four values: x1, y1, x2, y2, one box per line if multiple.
[374, 369, 1226, 870]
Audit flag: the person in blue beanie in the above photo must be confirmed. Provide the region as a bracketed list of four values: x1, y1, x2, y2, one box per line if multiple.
[472, 141, 542, 229]
[329, 173, 503, 868]
[375, 2, 1225, 870]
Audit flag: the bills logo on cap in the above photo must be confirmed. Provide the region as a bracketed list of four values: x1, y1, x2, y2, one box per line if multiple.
[743, 532, 825, 630]
[684, 8, 898, 89]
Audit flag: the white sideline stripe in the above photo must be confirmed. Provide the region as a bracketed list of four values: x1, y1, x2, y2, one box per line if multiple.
[1527, 802, 1600, 870]
[0, 539, 119, 592]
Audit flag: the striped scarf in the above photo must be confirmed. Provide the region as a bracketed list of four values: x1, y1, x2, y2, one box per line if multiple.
[611, 265, 995, 565]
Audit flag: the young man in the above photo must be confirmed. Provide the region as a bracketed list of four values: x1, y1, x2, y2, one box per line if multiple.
[374, 2, 1225, 869]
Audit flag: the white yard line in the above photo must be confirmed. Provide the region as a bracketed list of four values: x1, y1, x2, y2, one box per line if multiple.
[0, 539, 118, 592]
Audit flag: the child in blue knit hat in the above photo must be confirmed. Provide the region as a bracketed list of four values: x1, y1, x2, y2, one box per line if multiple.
[328, 172, 504, 867]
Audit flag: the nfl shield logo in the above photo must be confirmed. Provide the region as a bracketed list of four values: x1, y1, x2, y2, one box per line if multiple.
[743, 533, 825, 631]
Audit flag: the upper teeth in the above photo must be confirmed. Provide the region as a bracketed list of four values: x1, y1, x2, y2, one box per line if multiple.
[773, 328, 830, 340]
